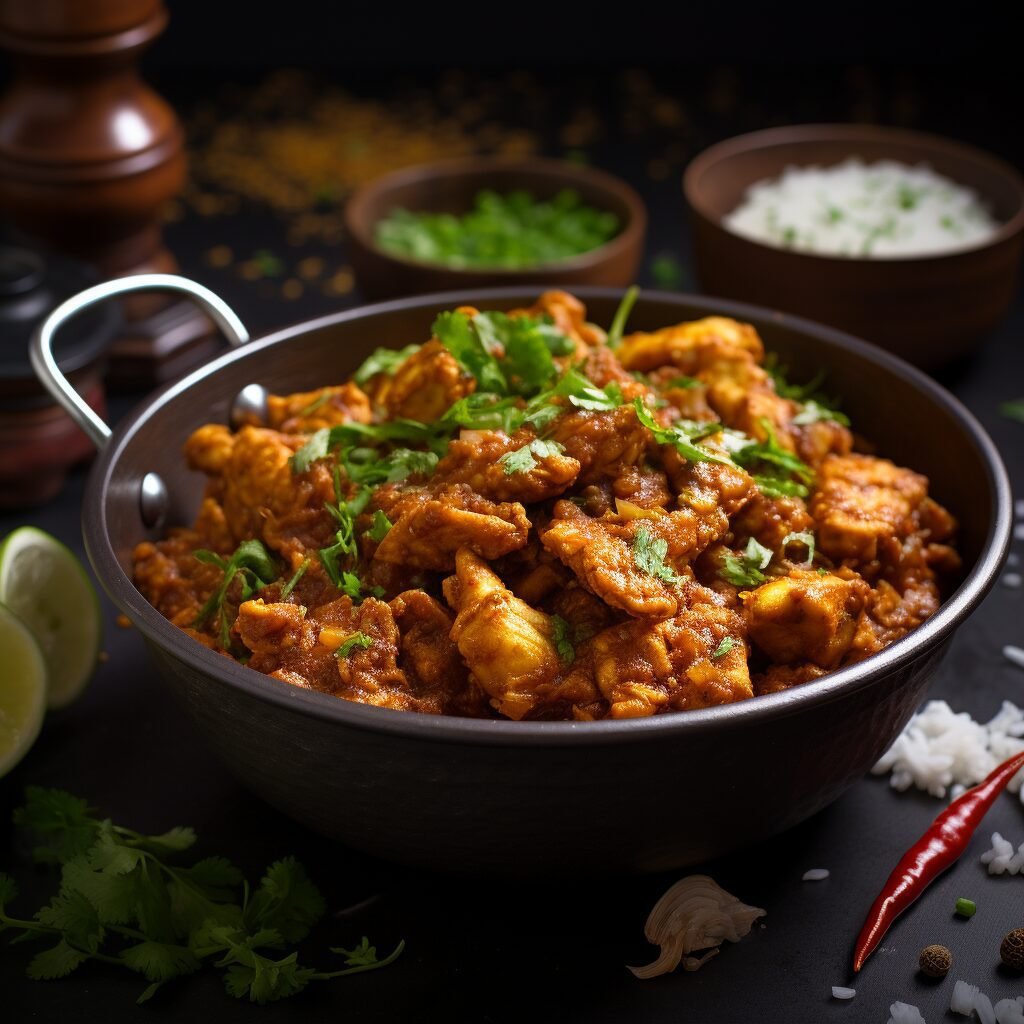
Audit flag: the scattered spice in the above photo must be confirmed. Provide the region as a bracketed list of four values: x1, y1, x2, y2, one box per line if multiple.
[1001, 929, 1024, 971]
[955, 897, 977, 919]
[852, 748, 1024, 971]
[919, 944, 952, 977]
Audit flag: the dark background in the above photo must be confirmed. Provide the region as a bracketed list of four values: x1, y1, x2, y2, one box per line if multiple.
[3, 6, 1024, 1023]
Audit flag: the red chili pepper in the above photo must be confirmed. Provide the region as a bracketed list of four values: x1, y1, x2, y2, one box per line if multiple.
[853, 747, 1024, 972]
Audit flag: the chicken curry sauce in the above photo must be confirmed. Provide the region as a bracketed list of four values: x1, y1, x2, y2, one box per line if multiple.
[133, 291, 959, 721]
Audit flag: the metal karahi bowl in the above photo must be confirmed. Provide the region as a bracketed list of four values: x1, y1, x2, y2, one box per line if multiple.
[32, 277, 1011, 875]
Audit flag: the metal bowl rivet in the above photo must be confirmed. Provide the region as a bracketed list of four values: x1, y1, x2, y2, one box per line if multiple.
[139, 472, 169, 530]
[230, 383, 269, 429]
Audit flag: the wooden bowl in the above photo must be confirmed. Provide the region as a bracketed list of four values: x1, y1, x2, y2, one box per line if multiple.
[684, 124, 1024, 368]
[345, 157, 646, 300]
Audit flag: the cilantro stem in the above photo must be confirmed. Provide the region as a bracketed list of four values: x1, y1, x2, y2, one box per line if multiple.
[607, 285, 640, 349]
[315, 939, 406, 979]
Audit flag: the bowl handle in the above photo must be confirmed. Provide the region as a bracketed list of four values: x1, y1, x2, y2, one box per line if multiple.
[30, 273, 250, 450]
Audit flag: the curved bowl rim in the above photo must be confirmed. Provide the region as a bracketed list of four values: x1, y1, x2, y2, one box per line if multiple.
[83, 285, 1013, 748]
[343, 155, 648, 278]
[683, 122, 1024, 264]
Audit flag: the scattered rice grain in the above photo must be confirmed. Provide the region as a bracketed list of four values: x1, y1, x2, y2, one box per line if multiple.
[831, 986, 856, 999]
[888, 1001, 926, 1024]
[1004, 573, 1023, 589]
[1004, 647, 1024, 671]
[802, 868, 830, 881]
[951, 979, 981, 1016]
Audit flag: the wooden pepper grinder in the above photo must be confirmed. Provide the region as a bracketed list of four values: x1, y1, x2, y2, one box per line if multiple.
[0, 0, 217, 389]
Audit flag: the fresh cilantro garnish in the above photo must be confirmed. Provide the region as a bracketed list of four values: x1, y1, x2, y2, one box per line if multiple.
[498, 439, 566, 476]
[632, 525, 684, 585]
[732, 419, 814, 498]
[606, 285, 639, 349]
[366, 510, 392, 543]
[633, 399, 731, 465]
[290, 428, 332, 473]
[791, 399, 850, 427]
[335, 632, 373, 658]
[1, 789, 401, 1004]
[352, 344, 419, 384]
[550, 615, 575, 665]
[191, 540, 279, 648]
[440, 393, 522, 433]
[720, 537, 773, 587]
[781, 530, 815, 565]
[1000, 398, 1024, 423]
[432, 310, 508, 393]
[711, 636, 738, 659]
[280, 558, 311, 600]
[472, 312, 566, 395]
[665, 375, 701, 390]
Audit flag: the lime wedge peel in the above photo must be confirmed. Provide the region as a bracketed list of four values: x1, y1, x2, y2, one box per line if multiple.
[0, 603, 47, 777]
[0, 527, 102, 710]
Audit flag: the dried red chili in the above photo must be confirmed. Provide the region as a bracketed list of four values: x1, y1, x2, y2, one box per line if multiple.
[853, 748, 1024, 972]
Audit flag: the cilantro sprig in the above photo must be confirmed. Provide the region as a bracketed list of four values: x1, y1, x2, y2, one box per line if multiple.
[633, 399, 731, 466]
[719, 537, 773, 587]
[353, 343, 419, 384]
[191, 540, 279, 649]
[632, 525, 685, 585]
[732, 419, 814, 498]
[334, 632, 374, 659]
[0, 788, 402, 1005]
[550, 615, 576, 665]
[711, 636, 738, 659]
[498, 439, 566, 475]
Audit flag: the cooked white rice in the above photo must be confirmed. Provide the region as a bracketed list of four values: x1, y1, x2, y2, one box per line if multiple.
[977, 993, 998, 1024]
[888, 1001, 926, 1024]
[952, 980, 981, 1016]
[802, 868, 829, 881]
[1005, 647, 1024, 671]
[831, 986, 856, 999]
[980, 831, 1024, 875]
[994, 997, 1024, 1024]
[724, 159, 998, 258]
[873, 700, 1024, 802]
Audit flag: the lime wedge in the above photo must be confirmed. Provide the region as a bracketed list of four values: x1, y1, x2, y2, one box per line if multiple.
[0, 527, 102, 709]
[0, 603, 47, 777]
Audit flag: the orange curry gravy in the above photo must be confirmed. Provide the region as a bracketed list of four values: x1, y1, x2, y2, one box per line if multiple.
[133, 291, 959, 721]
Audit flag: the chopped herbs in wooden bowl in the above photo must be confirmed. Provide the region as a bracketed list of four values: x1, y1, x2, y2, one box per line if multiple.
[373, 189, 620, 269]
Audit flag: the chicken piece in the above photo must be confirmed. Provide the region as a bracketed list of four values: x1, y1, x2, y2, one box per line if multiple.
[443, 549, 588, 720]
[845, 569, 942, 663]
[377, 339, 475, 422]
[743, 570, 870, 668]
[546, 584, 620, 645]
[811, 454, 930, 564]
[184, 423, 234, 476]
[373, 484, 530, 572]
[549, 404, 650, 484]
[792, 416, 853, 468]
[664, 452, 757, 518]
[617, 317, 764, 372]
[133, 531, 222, 625]
[512, 289, 606, 349]
[729, 494, 815, 553]
[265, 382, 373, 433]
[389, 589, 483, 716]
[573, 343, 637, 388]
[612, 465, 673, 510]
[433, 429, 581, 503]
[540, 501, 680, 619]
[647, 368, 718, 422]
[753, 663, 828, 696]
[578, 602, 751, 718]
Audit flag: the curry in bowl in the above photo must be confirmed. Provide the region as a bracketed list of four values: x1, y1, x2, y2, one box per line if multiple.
[133, 291, 958, 721]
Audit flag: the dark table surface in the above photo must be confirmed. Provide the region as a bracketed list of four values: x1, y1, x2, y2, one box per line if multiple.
[3, 67, 1024, 1024]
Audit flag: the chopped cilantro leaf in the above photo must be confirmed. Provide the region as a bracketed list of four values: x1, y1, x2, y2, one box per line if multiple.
[633, 399, 731, 465]
[733, 419, 814, 497]
[291, 428, 332, 473]
[473, 312, 562, 395]
[665, 375, 701, 390]
[720, 537, 773, 587]
[632, 525, 684, 585]
[781, 530, 815, 565]
[366, 510, 392, 543]
[335, 632, 373, 658]
[498, 439, 566, 475]
[440, 393, 521, 433]
[550, 615, 575, 665]
[191, 540, 279, 646]
[792, 399, 850, 427]
[711, 636, 738, 659]
[432, 310, 508, 393]
[353, 344, 419, 384]
[280, 558, 311, 600]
